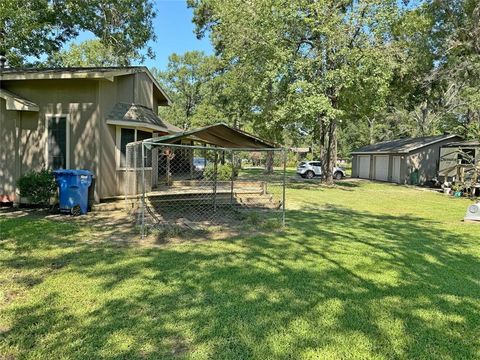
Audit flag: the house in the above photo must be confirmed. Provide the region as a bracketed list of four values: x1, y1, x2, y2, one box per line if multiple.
[351, 134, 462, 185]
[438, 140, 480, 182]
[0, 66, 181, 203]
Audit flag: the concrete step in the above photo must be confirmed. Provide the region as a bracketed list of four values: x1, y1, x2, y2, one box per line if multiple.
[92, 200, 136, 212]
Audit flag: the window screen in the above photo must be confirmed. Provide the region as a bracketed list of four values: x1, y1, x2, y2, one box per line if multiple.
[120, 128, 135, 168]
[48, 116, 67, 169]
[137, 130, 152, 167]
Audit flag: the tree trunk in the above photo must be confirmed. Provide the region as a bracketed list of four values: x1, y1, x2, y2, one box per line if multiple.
[325, 119, 337, 184]
[318, 116, 327, 177]
[265, 151, 274, 174]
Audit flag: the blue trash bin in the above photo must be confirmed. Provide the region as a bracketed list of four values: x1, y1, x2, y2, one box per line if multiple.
[53, 170, 93, 215]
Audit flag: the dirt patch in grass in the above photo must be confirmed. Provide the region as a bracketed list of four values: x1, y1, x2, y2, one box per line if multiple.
[1, 206, 283, 248]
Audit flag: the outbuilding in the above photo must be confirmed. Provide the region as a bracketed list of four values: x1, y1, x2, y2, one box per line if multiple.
[351, 134, 461, 185]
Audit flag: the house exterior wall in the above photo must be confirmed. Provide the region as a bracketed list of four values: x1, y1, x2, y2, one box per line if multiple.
[0, 79, 100, 201]
[116, 75, 134, 104]
[98, 74, 158, 199]
[0, 72, 166, 202]
[0, 99, 19, 200]
[134, 72, 153, 109]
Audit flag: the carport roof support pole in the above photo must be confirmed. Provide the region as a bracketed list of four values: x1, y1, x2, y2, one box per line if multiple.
[141, 142, 146, 239]
[230, 151, 235, 204]
[282, 147, 287, 227]
[213, 151, 218, 212]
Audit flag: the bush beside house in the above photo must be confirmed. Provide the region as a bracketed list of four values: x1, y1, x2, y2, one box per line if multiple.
[16, 169, 57, 206]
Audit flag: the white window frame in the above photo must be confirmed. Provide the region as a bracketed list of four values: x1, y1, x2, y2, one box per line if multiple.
[44, 114, 70, 169]
[115, 126, 153, 170]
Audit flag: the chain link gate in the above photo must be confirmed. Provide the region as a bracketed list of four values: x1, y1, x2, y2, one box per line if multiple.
[125, 141, 287, 237]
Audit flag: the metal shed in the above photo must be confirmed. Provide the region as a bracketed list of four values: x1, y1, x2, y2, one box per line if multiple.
[351, 135, 462, 185]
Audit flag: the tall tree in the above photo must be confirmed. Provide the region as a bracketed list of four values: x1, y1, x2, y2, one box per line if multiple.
[48, 39, 122, 67]
[153, 51, 221, 130]
[188, 0, 402, 182]
[0, 0, 156, 67]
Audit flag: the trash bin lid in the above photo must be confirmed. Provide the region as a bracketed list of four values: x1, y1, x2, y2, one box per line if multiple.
[53, 169, 93, 176]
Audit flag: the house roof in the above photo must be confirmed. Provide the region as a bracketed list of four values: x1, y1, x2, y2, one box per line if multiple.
[0, 88, 39, 111]
[351, 134, 461, 155]
[0, 66, 171, 106]
[106, 103, 182, 133]
[144, 123, 277, 149]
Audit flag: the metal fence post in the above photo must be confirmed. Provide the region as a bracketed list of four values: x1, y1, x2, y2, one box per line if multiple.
[230, 151, 235, 204]
[141, 142, 146, 239]
[213, 151, 218, 212]
[282, 147, 287, 227]
[124, 144, 129, 210]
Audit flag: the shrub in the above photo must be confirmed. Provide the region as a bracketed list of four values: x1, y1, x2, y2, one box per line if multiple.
[203, 163, 237, 181]
[17, 169, 57, 205]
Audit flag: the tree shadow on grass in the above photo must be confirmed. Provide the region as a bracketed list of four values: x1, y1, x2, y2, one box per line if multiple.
[1, 205, 479, 359]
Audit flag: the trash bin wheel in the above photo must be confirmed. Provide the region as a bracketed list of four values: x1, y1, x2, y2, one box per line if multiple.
[71, 205, 82, 216]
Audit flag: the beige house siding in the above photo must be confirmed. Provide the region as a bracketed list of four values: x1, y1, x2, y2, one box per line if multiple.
[0, 99, 19, 199]
[1, 79, 100, 201]
[98, 79, 118, 200]
[134, 72, 153, 109]
[0, 70, 169, 202]
[116, 75, 134, 104]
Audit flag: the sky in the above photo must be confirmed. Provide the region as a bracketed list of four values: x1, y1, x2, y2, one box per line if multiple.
[75, 0, 213, 70]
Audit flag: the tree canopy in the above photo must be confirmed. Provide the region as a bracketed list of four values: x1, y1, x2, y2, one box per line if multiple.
[0, 0, 156, 66]
[3, 0, 479, 183]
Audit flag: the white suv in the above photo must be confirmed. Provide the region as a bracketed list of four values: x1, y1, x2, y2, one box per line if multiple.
[297, 161, 346, 180]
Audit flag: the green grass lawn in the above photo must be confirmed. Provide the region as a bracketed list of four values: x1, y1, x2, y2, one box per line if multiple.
[1, 181, 480, 359]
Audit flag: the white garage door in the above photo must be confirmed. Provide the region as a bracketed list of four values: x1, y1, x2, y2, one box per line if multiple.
[358, 155, 371, 179]
[374, 155, 389, 181]
[392, 156, 401, 183]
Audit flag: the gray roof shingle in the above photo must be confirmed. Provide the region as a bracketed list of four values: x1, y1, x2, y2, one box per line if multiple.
[351, 134, 460, 154]
[106, 103, 182, 133]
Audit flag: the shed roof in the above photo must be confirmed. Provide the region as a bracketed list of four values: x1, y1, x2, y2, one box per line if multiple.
[106, 103, 182, 133]
[442, 140, 480, 147]
[0, 66, 171, 105]
[351, 134, 460, 155]
[144, 123, 277, 149]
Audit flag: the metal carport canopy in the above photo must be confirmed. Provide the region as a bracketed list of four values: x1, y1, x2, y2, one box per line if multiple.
[143, 122, 278, 150]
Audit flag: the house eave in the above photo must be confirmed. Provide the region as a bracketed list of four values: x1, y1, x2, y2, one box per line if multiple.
[106, 119, 172, 133]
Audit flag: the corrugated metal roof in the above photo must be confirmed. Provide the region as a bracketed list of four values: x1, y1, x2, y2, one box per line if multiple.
[106, 103, 182, 133]
[144, 123, 277, 149]
[351, 134, 461, 155]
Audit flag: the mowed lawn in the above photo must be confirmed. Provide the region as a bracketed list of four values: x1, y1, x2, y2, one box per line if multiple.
[1, 181, 480, 359]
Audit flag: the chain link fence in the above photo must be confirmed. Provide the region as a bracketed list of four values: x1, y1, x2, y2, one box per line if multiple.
[125, 141, 287, 236]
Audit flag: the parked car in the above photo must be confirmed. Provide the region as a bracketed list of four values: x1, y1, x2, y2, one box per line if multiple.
[297, 161, 346, 180]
